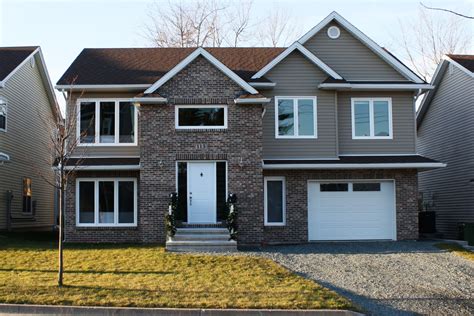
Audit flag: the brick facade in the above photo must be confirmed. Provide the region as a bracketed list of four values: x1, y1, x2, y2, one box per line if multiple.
[263, 169, 419, 244]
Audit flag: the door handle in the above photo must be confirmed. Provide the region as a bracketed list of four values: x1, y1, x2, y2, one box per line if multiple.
[189, 195, 192, 206]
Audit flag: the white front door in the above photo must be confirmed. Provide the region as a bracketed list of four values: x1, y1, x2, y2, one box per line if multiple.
[187, 162, 217, 223]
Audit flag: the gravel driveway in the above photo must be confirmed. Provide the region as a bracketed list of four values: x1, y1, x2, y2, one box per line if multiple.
[251, 241, 474, 315]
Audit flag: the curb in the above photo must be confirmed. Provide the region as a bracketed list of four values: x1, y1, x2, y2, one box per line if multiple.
[0, 304, 364, 316]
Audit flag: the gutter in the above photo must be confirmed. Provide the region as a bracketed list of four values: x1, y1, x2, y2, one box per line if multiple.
[55, 84, 151, 91]
[234, 98, 271, 104]
[132, 97, 168, 105]
[262, 162, 447, 170]
[318, 83, 434, 91]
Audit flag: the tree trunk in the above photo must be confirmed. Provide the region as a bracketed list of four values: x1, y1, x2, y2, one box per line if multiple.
[58, 171, 64, 287]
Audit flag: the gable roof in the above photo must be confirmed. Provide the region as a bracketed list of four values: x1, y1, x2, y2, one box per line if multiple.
[144, 47, 258, 94]
[0, 46, 38, 83]
[417, 54, 474, 126]
[251, 42, 343, 80]
[0, 46, 60, 118]
[297, 11, 424, 83]
[56, 47, 284, 88]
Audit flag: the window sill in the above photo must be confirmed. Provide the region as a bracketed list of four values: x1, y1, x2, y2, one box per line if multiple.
[176, 128, 228, 133]
[264, 224, 286, 227]
[76, 225, 137, 229]
[77, 143, 138, 147]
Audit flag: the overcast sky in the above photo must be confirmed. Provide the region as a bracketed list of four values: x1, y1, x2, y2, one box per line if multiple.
[0, 0, 472, 107]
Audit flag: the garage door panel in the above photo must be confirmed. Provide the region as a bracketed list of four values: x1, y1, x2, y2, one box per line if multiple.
[308, 181, 395, 241]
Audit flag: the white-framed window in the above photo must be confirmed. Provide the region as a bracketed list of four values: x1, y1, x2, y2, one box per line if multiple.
[76, 178, 137, 227]
[264, 176, 286, 226]
[0, 98, 7, 132]
[275, 96, 317, 138]
[77, 99, 137, 146]
[351, 97, 392, 139]
[175, 105, 227, 129]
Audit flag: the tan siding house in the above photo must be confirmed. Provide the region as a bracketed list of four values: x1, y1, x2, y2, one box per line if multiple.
[0, 47, 58, 231]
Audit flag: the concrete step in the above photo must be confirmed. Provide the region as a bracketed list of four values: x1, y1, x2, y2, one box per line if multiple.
[176, 228, 228, 235]
[173, 233, 230, 241]
[166, 239, 237, 252]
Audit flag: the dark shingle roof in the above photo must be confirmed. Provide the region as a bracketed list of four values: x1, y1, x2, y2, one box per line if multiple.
[0, 46, 38, 81]
[447, 54, 474, 72]
[57, 47, 285, 85]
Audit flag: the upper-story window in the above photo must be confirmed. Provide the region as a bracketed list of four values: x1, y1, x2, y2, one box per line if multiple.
[78, 100, 136, 145]
[275, 96, 317, 138]
[0, 99, 6, 131]
[351, 98, 392, 139]
[175, 105, 227, 129]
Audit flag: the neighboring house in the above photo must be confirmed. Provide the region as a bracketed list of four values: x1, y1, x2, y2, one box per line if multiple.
[0, 46, 59, 231]
[417, 55, 474, 239]
[56, 11, 443, 248]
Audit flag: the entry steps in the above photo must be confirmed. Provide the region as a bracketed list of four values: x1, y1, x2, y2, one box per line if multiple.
[165, 227, 237, 252]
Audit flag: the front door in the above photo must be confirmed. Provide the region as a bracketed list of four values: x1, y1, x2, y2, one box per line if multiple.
[187, 162, 216, 223]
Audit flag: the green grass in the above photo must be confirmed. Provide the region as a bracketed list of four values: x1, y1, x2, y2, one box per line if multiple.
[435, 242, 474, 262]
[0, 234, 352, 310]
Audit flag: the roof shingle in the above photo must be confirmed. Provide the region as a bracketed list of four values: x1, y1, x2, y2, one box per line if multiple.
[447, 54, 474, 73]
[0, 46, 38, 81]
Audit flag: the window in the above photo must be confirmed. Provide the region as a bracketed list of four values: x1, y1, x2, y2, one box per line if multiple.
[78, 100, 137, 145]
[353, 183, 381, 192]
[76, 178, 137, 226]
[0, 99, 6, 131]
[352, 98, 392, 139]
[264, 177, 285, 226]
[175, 105, 227, 129]
[22, 178, 32, 213]
[275, 97, 317, 138]
[320, 183, 348, 192]
[327, 26, 340, 39]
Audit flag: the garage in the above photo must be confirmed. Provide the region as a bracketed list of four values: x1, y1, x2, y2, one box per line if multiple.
[308, 180, 396, 241]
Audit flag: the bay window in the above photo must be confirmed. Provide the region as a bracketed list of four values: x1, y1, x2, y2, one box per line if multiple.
[275, 96, 317, 138]
[78, 100, 136, 145]
[77, 178, 137, 226]
[351, 98, 392, 139]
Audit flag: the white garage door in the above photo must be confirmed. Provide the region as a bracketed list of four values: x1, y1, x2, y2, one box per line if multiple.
[308, 181, 396, 241]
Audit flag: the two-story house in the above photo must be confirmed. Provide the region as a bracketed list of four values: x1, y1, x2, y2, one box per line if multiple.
[56, 12, 443, 248]
[0, 46, 59, 231]
[417, 55, 474, 239]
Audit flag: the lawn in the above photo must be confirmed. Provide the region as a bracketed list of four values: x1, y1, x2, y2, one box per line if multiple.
[435, 242, 474, 262]
[0, 233, 352, 310]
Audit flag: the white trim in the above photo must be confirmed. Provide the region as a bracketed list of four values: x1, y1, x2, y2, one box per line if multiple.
[75, 177, 138, 227]
[0, 97, 7, 132]
[248, 82, 276, 87]
[252, 42, 343, 80]
[145, 47, 258, 95]
[307, 179, 397, 241]
[297, 11, 424, 83]
[234, 98, 271, 104]
[62, 165, 141, 171]
[69, 155, 140, 159]
[443, 55, 474, 78]
[351, 97, 392, 139]
[319, 83, 433, 90]
[56, 84, 151, 91]
[275, 96, 317, 139]
[263, 162, 446, 170]
[264, 176, 286, 226]
[132, 97, 167, 104]
[175, 104, 228, 130]
[76, 98, 138, 146]
[339, 153, 417, 156]
[0, 152, 10, 161]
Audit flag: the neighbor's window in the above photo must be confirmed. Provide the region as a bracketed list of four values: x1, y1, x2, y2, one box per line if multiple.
[176, 105, 227, 129]
[352, 98, 392, 139]
[22, 178, 32, 213]
[276, 97, 316, 138]
[0, 100, 7, 131]
[264, 177, 285, 225]
[77, 178, 137, 226]
[78, 100, 136, 145]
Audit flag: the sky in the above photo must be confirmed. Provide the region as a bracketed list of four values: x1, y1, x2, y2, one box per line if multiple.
[0, 0, 472, 108]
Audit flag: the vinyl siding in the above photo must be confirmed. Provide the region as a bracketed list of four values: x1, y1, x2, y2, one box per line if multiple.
[69, 91, 140, 158]
[0, 55, 55, 230]
[417, 64, 474, 239]
[338, 91, 417, 154]
[262, 51, 337, 159]
[303, 21, 407, 81]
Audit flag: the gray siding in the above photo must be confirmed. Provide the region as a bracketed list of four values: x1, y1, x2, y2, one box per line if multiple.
[303, 21, 407, 81]
[338, 91, 417, 155]
[262, 51, 337, 159]
[417, 64, 474, 239]
[69, 91, 140, 158]
[0, 55, 55, 230]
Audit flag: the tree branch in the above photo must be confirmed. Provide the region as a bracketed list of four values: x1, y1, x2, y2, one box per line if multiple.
[421, 2, 474, 19]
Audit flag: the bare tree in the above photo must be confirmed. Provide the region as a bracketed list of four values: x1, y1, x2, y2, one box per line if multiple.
[225, 0, 254, 47]
[421, 2, 474, 20]
[37, 81, 86, 287]
[258, 7, 300, 47]
[395, 4, 473, 80]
